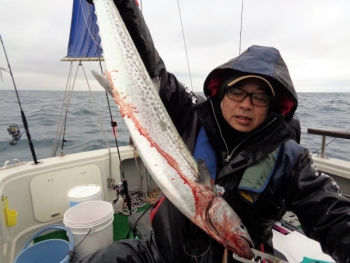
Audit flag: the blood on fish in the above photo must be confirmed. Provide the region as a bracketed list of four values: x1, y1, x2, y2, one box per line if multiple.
[95, 5, 253, 259]
[107, 73, 200, 196]
[107, 73, 225, 231]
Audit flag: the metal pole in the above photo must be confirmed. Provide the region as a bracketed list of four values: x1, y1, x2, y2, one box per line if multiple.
[320, 135, 326, 158]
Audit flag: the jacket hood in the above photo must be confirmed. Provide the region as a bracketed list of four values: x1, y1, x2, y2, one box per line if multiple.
[203, 45, 298, 121]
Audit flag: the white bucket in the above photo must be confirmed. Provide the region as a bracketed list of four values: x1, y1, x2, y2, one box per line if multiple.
[63, 200, 114, 258]
[67, 184, 103, 207]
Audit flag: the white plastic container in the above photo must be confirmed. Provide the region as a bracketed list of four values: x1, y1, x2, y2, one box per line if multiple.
[63, 200, 114, 258]
[67, 184, 103, 207]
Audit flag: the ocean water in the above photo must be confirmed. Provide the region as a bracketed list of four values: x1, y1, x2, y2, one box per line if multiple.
[1, 90, 350, 166]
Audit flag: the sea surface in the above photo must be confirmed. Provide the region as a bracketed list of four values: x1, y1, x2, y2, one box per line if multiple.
[1, 90, 350, 165]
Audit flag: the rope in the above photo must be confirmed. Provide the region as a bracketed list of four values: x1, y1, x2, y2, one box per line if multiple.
[52, 61, 76, 156]
[145, 187, 162, 204]
[79, 0, 102, 50]
[113, 145, 161, 215]
[176, 0, 193, 91]
[118, 188, 161, 215]
[52, 62, 112, 158]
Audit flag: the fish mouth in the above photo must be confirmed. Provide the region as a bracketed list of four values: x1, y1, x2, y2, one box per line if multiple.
[231, 242, 254, 259]
[237, 227, 254, 248]
[242, 236, 254, 249]
[229, 228, 254, 259]
[205, 197, 254, 259]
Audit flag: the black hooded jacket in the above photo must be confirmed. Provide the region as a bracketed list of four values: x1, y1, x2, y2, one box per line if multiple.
[111, 1, 350, 262]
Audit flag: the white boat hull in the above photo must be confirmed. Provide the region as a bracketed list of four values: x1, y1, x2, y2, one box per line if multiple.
[0, 147, 348, 262]
[0, 146, 155, 263]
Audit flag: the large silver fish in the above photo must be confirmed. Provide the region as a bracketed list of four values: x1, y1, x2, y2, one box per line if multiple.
[93, 0, 254, 258]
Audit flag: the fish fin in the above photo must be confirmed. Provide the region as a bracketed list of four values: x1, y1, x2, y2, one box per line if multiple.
[91, 70, 113, 95]
[196, 158, 212, 187]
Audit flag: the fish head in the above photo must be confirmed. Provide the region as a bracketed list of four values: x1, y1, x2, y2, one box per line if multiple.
[208, 197, 254, 259]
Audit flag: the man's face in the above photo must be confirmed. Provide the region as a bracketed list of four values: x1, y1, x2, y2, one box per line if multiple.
[221, 78, 272, 133]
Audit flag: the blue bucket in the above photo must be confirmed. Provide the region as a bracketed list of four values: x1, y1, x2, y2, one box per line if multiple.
[14, 225, 74, 263]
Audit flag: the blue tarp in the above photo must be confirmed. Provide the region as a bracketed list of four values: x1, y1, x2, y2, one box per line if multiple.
[65, 0, 103, 59]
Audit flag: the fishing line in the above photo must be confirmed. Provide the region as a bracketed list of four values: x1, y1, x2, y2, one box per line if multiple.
[239, 0, 244, 55]
[0, 35, 39, 164]
[176, 0, 194, 91]
[81, 63, 112, 151]
[84, 0, 119, 190]
[0, 66, 10, 81]
[183, 237, 212, 262]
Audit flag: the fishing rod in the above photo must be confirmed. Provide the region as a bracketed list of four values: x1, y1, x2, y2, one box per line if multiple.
[98, 61, 133, 216]
[0, 35, 39, 165]
[80, 1, 134, 214]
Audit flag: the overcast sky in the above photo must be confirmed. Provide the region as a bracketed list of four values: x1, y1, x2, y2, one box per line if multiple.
[1, 0, 350, 93]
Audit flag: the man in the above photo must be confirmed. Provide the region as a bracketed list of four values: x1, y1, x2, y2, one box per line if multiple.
[81, 0, 350, 262]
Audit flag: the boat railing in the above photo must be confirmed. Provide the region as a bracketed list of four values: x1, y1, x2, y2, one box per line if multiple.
[307, 128, 350, 158]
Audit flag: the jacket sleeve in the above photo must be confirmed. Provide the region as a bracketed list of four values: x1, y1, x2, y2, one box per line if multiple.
[285, 149, 350, 263]
[113, 0, 199, 137]
[287, 115, 301, 144]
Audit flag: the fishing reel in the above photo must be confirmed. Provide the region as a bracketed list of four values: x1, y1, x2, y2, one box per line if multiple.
[7, 123, 24, 145]
[112, 182, 125, 204]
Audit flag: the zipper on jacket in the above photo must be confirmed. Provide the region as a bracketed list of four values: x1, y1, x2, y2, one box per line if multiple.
[209, 99, 278, 162]
[225, 117, 278, 162]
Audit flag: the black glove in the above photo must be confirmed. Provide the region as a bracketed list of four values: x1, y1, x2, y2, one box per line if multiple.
[113, 0, 127, 6]
[86, 0, 93, 4]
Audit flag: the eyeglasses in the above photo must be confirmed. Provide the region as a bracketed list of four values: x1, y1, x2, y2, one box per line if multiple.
[226, 87, 273, 107]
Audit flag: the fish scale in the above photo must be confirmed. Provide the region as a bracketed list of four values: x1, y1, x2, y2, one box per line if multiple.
[93, 0, 254, 258]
